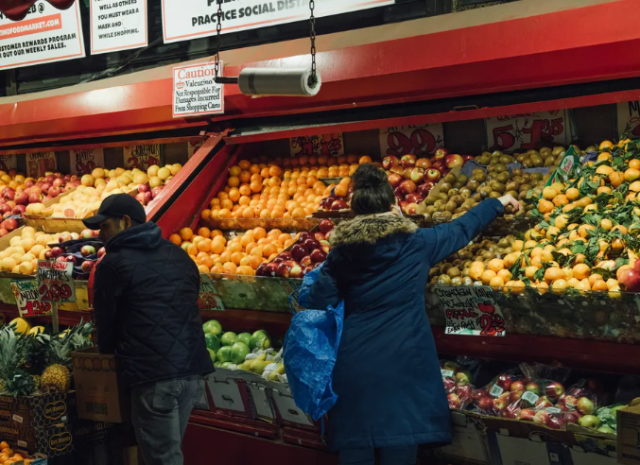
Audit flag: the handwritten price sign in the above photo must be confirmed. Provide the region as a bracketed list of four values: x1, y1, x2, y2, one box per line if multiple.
[379, 124, 444, 158]
[198, 274, 224, 312]
[0, 155, 17, 173]
[617, 101, 640, 139]
[36, 260, 76, 304]
[27, 152, 57, 178]
[290, 133, 344, 158]
[435, 286, 505, 337]
[123, 144, 161, 171]
[70, 148, 105, 175]
[11, 280, 52, 317]
[486, 111, 569, 152]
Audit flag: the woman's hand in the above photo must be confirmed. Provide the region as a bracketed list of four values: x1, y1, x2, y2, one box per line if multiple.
[498, 194, 522, 214]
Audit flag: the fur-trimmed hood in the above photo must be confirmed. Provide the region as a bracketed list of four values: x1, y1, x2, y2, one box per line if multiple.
[330, 213, 418, 246]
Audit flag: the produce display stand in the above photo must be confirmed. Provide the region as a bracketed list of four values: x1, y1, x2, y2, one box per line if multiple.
[3, 1, 640, 464]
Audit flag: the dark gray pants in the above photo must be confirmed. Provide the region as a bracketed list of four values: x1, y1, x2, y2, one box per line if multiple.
[131, 375, 207, 465]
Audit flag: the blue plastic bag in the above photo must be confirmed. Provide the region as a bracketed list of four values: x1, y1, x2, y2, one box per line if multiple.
[283, 264, 344, 421]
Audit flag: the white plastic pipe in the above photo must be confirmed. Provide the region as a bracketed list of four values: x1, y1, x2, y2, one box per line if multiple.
[238, 68, 321, 97]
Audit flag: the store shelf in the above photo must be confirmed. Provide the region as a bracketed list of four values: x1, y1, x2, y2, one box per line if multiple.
[433, 327, 640, 375]
[0, 302, 92, 327]
[200, 309, 292, 338]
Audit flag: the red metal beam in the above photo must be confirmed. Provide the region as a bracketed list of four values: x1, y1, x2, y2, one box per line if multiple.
[3, 0, 640, 145]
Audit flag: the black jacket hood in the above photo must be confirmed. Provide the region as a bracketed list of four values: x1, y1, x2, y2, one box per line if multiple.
[106, 222, 163, 252]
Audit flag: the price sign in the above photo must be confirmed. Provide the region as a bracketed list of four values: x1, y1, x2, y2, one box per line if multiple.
[69, 148, 105, 175]
[198, 274, 224, 312]
[617, 101, 640, 139]
[545, 146, 580, 187]
[187, 140, 205, 159]
[290, 133, 344, 158]
[0, 155, 17, 172]
[435, 286, 506, 337]
[36, 260, 76, 303]
[26, 152, 57, 178]
[123, 144, 161, 171]
[486, 111, 569, 152]
[379, 124, 444, 158]
[11, 280, 52, 317]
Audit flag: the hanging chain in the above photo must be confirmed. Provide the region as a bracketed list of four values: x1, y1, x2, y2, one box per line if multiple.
[214, 0, 223, 78]
[308, 0, 317, 87]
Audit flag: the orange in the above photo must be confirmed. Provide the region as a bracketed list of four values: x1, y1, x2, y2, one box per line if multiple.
[625, 168, 640, 182]
[544, 267, 565, 283]
[487, 259, 504, 273]
[169, 234, 182, 245]
[231, 252, 243, 265]
[573, 263, 591, 280]
[565, 187, 580, 200]
[198, 264, 210, 273]
[198, 227, 211, 238]
[512, 240, 524, 252]
[179, 227, 194, 241]
[542, 186, 557, 200]
[588, 273, 604, 287]
[489, 276, 505, 290]
[578, 224, 595, 238]
[359, 156, 372, 164]
[609, 171, 625, 188]
[469, 262, 485, 281]
[597, 152, 612, 162]
[253, 227, 267, 240]
[606, 279, 620, 291]
[524, 266, 539, 279]
[223, 262, 237, 274]
[592, 280, 609, 291]
[630, 181, 640, 192]
[197, 239, 212, 253]
[595, 165, 614, 176]
[613, 224, 628, 234]
[481, 270, 497, 285]
[497, 269, 512, 282]
[0, 443, 8, 451]
[187, 244, 198, 256]
[551, 279, 568, 294]
[630, 159, 640, 170]
[538, 199, 554, 214]
[599, 140, 614, 151]
[238, 160, 251, 170]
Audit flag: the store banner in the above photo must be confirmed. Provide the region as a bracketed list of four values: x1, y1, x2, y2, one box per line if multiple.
[173, 62, 224, 118]
[0, 154, 17, 172]
[11, 280, 52, 317]
[290, 133, 344, 158]
[617, 101, 640, 139]
[379, 124, 445, 158]
[0, 0, 85, 71]
[161, 0, 394, 44]
[90, 0, 148, 55]
[435, 286, 506, 337]
[485, 110, 569, 152]
[123, 144, 161, 170]
[70, 148, 105, 175]
[26, 152, 57, 178]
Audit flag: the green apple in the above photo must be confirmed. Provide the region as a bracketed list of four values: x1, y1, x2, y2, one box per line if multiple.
[230, 342, 251, 364]
[237, 333, 253, 346]
[214, 361, 222, 367]
[220, 331, 238, 346]
[597, 425, 615, 434]
[217, 346, 233, 363]
[207, 348, 216, 363]
[205, 333, 220, 352]
[252, 330, 271, 349]
[203, 320, 223, 336]
[221, 362, 233, 368]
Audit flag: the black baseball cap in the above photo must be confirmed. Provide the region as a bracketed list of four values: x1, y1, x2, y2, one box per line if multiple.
[82, 194, 147, 230]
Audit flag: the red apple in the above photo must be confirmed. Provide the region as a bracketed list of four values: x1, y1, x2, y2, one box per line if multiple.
[410, 167, 425, 184]
[492, 396, 509, 412]
[433, 147, 449, 160]
[462, 155, 475, 162]
[300, 256, 312, 267]
[415, 158, 432, 170]
[0, 228, 8, 238]
[80, 229, 94, 239]
[400, 154, 417, 169]
[289, 264, 304, 279]
[558, 395, 578, 410]
[445, 154, 464, 169]
[290, 244, 307, 262]
[533, 410, 550, 426]
[302, 239, 321, 254]
[52, 178, 65, 188]
[476, 396, 493, 412]
[510, 391, 524, 403]
[81, 261, 95, 273]
[279, 251, 293, 261]
[138, 184, 151, 193]
[619, 267, 640, 291]
[264, 262, 279, 277]
[12, 205, 25, 216]
[382, 156, 399, 170]
[399, 180, 417, 195]
[545, 382, 565, 399]
[496, 374, 513, 391]
[525, 382, 541, 396]
[402, 167, 413, 180]
[387, 173, 403, 189]
[276, 261, 293, 278]
[417, 182, 434, 197]
[330, 200, 348, 211]
[576, 397, 595, 415]
[535, 396, 553, 409]
[97, 247, 106, 258]
[55, 256, 67, 263]
[299, 232, 314, 243]
[49, 187, 61, 198]
[58, 232, 72, 243]
[3, 218, 17, 231]
[510, 381, 525, 392]
[81, 245, 96, 257]
[314, 232, 325, 242]
[14, 192, 28, 205]
[425, 169, 441, 182]
[318, 219, 334, 234]
[519, 409, 535, 421]
[447, 393, 462, 410]
[50, 247, 64, 258]
[64, 255, 77, 265]
[443, 377, 456, 393]
[310, 249, 327, 263]
[564, 411, 581, 424]
[547, 416, 565, 430]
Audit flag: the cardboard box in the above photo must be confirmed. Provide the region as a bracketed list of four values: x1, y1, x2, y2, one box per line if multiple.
[618, 403, 640, 465]
[494, 432, 570, 465]
[0, 392, 73, 428]
[433, 411, 490, 465]
[17, 423, 74, 457]
[205, 370, 255, 419]
[72, 347, 129, 423]
[570, 446, 617, 465]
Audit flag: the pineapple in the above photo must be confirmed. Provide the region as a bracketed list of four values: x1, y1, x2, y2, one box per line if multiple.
[0, 325, 36, 397]
[41, 364, 70, 393]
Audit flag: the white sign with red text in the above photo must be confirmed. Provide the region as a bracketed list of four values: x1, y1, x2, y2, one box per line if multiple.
[0, 155, 17, 172]
[485, 111, 569, 152]
[70, 148, 105, 175]
[379, 124, 445, 158]
[162, 0, 394, 44]
[26, 152, 57, 178]
[0, 0, 85, 71]
[123, 144, 161, 170]
[173, 62, 224, 118]
[617, 101, 640, 139]
[90, 0, 148, 55]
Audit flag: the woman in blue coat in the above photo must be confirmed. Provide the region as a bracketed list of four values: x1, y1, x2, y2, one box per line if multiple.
[303, 164, 520, 465]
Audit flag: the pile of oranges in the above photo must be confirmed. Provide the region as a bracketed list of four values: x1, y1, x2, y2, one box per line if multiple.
[169, 226, 295, 275]
[0, 441, 29, 464]
[200, 154, 372, 220]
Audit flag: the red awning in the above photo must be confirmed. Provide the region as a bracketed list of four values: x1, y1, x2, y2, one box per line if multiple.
[0, 0, 75, 21]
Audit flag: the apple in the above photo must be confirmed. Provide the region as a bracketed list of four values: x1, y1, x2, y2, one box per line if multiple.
[2, 188, 14, 200]
[558, 395, 578, 410]
[619, 267, 640, 292]
[503, 403, 521, 419]
[425, 169, 441, 182]
[56, 256, 67, 263]
[476, 396, 493, 412]
[492, 396, 509, 412]
[320, 196, 335, 210]
[81, 261, 94, 273]
[416, 182, 434, 197]
[302, 239, 320, 254]
[290, 244, 307, 262]
[398, 180, 417, 195]
[382, 156, 399, 170]
[510, 381, 525, 392]
[28, 193, 41, 204]
[564, 411, 581, 424]
[547, 416, 565, 430]
[43, 250, 53, 259]
[81, 245, 96, 257]
[401, 167, 413, 180]
[443, 377, 456, 393]
[220, 332, 238, 347]
[265, 262, 279, 277]
[12, 205, 25, 216]
[276, 261, 293, 278]
[318, 219, 334, 234]
[545, 381, 565, 399]
[299, 256, 313, 268]
[410, 167, 425, 184]
[97, 247, 106, 258]
[445, 154, 464, 169]
[496, 374, 513, 391]
[80, 229, 94, 239]
[14, 192, 28, 205]
[71, 233, 80, 240]
[447, 393, 462, 410]
[310, 249, 327, 263]
[533, 410, 550, 426]
[49, 187, 61, 198]
[578, 414, 600, 428]
[279, 252, 292, 261]
[525, 382, 541, 396]
[433, 147, 448, 160]
[289, 264, 304, 279]
[597, 425, 616, 434]
[3, 218, 17, 232]
[314, 232, 325, 242]
[472, 389, 489, 400]
[299, 232, 314, 243]
[576, 397, 595, 415]
[463, 155, 475, 162]
[510, 391, 524, 403]
[331, 199, 348, 211]
[519, 409, 535, 421]
[456, 384, 474, 402]
[138, 183, 151, 193]
[64, 255, 77, 265]
[400, 154, 417, 169]
[535, 396, 554, 409]
[41, 182, 52, 194]
[52, 178, 65, 188]
[59, 232, 72, 243]
[403, 203, 419, 215]
[415, 158, 432, 170]
[255, 264, 269, 277]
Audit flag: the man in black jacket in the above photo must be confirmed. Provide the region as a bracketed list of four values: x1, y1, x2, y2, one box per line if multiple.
[85, 194, 213, 465]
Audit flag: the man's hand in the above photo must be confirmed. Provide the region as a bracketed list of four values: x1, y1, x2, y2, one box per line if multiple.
[498, 194, 522, 214]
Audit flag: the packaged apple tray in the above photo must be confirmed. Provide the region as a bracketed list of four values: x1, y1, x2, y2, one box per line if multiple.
[48, 237, 104, 280]
[441, 357, 631, 436]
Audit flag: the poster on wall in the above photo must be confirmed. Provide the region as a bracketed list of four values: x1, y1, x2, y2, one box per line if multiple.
[379, 124, 444, 158]
[70, 148, 105, 175]
[123, 144, 161, 170]
[90, 0, 148, 55]
[187, 139, 205, 159]
[0, 155, 17, 172]
[26, 152, 57, 178]
[289, 133, 344, 158]
[485, 110, 569, 152]
[617, 101, 640, 139]
[173, 62, 224, 118]
[161, 0, 394, 44]
[0, 0, 85, 71]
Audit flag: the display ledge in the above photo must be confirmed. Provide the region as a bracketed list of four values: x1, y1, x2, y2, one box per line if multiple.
[0, 303, 91, 327]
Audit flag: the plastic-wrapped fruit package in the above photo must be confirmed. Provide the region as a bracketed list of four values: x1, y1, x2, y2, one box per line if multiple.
[474, 368, 525, 417]
[555, 378, 605, 427]
[440, 359, 478, 410]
